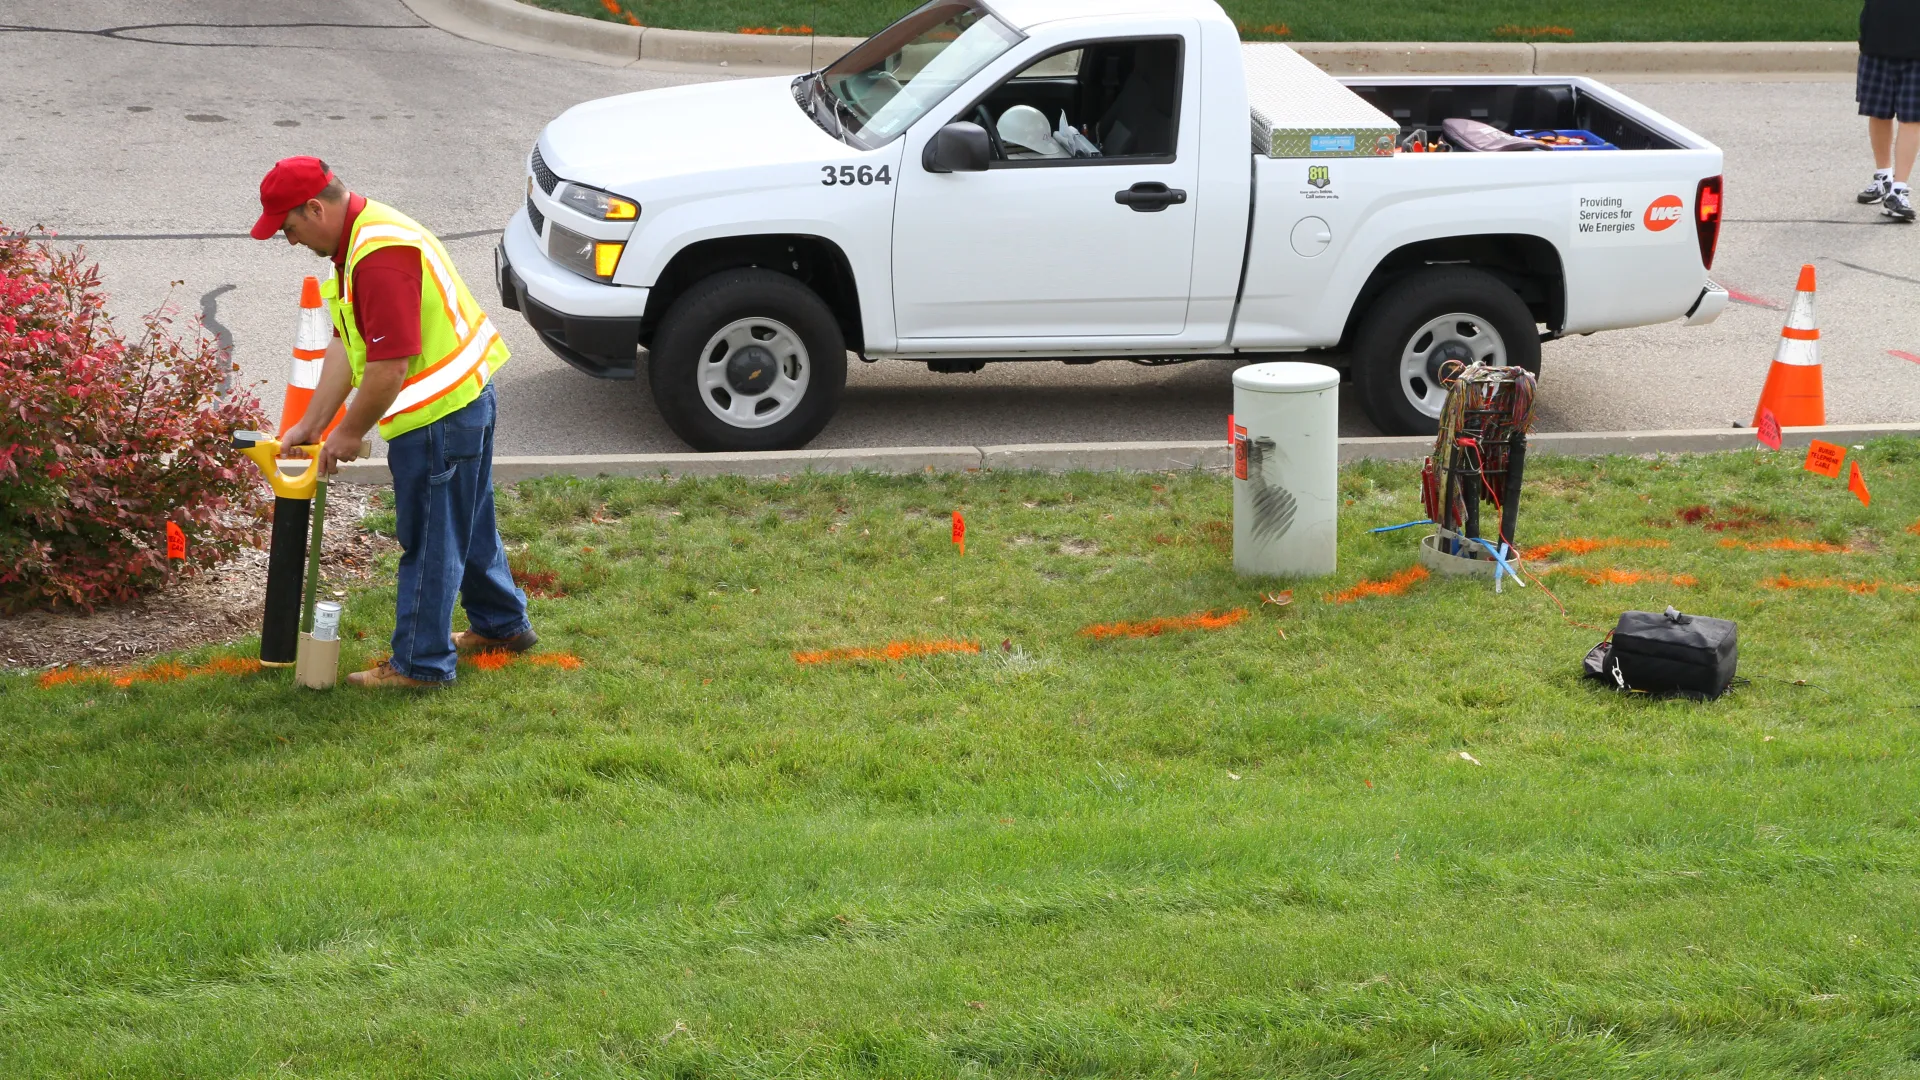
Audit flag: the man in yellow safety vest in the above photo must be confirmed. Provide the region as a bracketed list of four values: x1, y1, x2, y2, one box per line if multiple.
[257, 156, 535, 688]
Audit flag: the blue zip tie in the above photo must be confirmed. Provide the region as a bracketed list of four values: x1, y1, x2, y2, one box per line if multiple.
[1368, 519, 1434, 534]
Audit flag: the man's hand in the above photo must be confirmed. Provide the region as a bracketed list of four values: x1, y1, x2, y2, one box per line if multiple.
[280, 419, 318, 454]
[319, 427, 368, 476]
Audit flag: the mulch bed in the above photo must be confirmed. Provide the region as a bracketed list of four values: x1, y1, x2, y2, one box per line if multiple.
[0, 485, 396, 671]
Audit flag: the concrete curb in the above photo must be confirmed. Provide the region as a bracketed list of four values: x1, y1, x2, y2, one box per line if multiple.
[400, 0, 860, 69]
[1291, 42, 1534, 75]
[331, 425, 1919, 486]
[1533, 40, 1858, 75]
[402, 0, 1858, 75]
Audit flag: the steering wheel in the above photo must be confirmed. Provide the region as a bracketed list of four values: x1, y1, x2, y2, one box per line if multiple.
[839, 70, 904, 118]
[972, 103, 1007, 160]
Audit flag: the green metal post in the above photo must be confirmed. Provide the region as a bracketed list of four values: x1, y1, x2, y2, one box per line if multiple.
[300, 479, 328, 634]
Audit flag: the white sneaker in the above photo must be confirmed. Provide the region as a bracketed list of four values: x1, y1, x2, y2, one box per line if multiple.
[1860, 173, 1894, 204]
[1885, 187, 1916, 222]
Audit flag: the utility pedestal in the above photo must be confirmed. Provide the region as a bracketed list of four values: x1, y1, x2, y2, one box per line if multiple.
[1231, 362, 1340, 578]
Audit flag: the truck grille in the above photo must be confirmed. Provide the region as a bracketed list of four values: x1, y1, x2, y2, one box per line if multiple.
[526, 196, 546, 238]
[530, 146, 560, 195]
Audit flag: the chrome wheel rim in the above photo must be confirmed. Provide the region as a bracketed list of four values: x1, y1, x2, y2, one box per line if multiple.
[696, 317, 811, 430]
[1398, 312, 1508, 419]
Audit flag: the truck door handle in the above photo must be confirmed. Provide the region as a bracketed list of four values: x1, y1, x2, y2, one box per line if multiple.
[1115, 182, 1187, 212]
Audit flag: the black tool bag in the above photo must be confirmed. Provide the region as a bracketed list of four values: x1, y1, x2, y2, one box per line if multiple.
[1583, 607, 1739, 699]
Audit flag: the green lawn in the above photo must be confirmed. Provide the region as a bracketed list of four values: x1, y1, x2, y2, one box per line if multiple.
[3, 440, 1919, 1077]
[526, 0, 1860, 41]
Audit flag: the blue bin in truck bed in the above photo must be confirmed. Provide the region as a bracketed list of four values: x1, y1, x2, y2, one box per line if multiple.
[1515, 128, 1619, 150]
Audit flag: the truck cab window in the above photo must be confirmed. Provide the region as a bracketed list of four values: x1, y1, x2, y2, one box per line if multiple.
[812, 0, 1022, 146]
[974, 39, 1182, 164]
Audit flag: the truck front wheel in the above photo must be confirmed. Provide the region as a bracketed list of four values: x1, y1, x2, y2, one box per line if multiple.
[647, 269, 847, 451]
[1353, 267, 1540, 436]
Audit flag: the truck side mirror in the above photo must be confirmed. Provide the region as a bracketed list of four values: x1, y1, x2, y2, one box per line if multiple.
[923, 121, 991, 174]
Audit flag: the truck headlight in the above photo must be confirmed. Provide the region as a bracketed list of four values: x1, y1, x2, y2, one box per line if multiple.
[550, 223, 624, 282]
[558, 183, 638, 221]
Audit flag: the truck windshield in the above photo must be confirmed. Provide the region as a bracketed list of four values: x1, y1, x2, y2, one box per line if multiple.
[812, 0, 1022, 145]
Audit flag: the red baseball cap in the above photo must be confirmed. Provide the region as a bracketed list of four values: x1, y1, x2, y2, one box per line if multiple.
[250, 156, 337, 240]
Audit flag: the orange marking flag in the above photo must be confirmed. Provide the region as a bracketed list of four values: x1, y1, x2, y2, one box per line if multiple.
[165, 521, 186, 560]
[1803, 440, 1846, 479]
[1847, 460, 1872, 507]
[952, 510, 966, 556]
[1755, 407, 1782, 450]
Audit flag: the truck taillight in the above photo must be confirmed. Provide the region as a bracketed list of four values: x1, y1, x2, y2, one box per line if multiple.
[1695, 175, 1723, 270]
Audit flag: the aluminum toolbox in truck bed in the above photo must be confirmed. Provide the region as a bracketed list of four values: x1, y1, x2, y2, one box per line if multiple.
[1244, 43, 1399, 158]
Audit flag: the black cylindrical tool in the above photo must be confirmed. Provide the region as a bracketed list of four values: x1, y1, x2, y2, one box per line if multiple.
[233, 430, 322, 669]
[262, 496, 311, 666]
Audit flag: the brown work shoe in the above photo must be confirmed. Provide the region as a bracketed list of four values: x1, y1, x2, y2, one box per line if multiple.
[453, 628, 539, 654]
[346, 661, 447, 690]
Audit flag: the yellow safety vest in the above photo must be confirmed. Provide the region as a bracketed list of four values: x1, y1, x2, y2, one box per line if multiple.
[322, 200, 510, 441]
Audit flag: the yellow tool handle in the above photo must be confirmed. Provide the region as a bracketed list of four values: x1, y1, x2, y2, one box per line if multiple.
[232, 430, 325, 500]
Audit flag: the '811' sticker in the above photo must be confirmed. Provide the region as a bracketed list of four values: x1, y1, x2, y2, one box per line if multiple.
[822, 164, 892, 186]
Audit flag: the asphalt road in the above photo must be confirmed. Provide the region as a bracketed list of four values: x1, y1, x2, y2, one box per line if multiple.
[3, 2, 1916, 456]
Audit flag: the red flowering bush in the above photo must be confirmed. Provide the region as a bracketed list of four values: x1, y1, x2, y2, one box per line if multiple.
[0, 222, 269, 612]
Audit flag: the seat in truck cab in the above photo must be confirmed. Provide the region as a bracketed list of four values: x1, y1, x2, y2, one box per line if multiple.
[1089, 41, 1178, 157]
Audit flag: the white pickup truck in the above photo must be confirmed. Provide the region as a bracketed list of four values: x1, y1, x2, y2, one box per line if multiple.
[497, 0, 1728, 450]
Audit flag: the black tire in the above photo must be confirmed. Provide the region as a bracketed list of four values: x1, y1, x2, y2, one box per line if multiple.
[1352, 267, 1541, 437]
[647, 269, 847, 451]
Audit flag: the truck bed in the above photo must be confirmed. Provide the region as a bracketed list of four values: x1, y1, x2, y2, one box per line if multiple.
[1241, 44, 1697, 157]
[1344, 79, 1687, 152]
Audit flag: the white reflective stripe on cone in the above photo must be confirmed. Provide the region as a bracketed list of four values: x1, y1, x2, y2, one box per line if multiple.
[383, 318, 499, 420]
[295, 303, 332, 352]
[1774, 289, 1819, 366]
[287, 355, 325, 390]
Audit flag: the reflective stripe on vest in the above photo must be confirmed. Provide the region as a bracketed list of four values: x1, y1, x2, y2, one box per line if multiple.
[327, 200, 509, 441]
[388, 316, 501, 419]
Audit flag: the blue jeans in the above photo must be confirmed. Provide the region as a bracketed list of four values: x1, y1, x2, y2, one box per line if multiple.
[385, 385, 529, 682]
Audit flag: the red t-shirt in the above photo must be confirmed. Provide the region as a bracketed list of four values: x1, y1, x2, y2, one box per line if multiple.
[332, 193, 423, 363]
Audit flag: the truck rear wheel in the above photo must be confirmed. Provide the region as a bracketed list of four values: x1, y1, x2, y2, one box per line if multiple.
[1353, 267, 1540, 436]
[647, 269, 847, 451]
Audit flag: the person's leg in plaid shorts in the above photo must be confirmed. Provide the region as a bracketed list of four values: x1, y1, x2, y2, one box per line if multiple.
[1859, 52, 1920, 221]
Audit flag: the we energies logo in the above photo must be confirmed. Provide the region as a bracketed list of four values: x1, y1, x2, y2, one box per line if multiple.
[1307, 165, 1330, 190]
[1643, 194, 1685, 232]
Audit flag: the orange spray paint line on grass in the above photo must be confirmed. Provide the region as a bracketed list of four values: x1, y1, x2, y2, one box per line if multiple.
[1762, 574, 1920, 596]
[794, 639, 980, 665]
[1078, 608, 1248, 640]
[1718, 538, 1853, 554]
[1521, 538, 1669, 562]
[599, 0, 641, 26]
[1547, 567, 1697, 587]
[1494, 24, 1575, 38]
[1325, 566, 1430, 605]
[38, 655, 263, 691]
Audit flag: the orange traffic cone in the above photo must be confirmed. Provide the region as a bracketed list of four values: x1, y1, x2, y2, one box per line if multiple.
[1751, 264, 1824, 427]
[277, 276, 346, 439]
